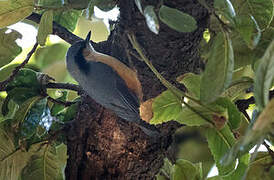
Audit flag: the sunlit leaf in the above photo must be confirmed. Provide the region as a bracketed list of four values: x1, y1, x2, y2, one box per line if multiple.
[150, 90, 182, 124]
[0, 0, 33, 28]
[254, 40, 274, 110]
[200, 32, 234, 103]
[175, 106, 211, 126]
[0, 28, 22, 68]
[37, 10, 53, 46]
[51, 91, 68, 116]
[159, 5, 197, 33]
[144, 6, 159, 34]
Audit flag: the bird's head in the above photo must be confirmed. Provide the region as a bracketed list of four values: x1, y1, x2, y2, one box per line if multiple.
[66, 31, 94, 62]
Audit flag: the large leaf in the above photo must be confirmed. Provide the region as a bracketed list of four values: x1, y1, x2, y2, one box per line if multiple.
[0, 0, 33, 28]
[150, 90, 182, 124]
[53, 9, 82, 32]
[21, 145, 64, 180]
[206, 125, 236, 175]
[232, 0, 274, 30]
[200, 32, 234, 103]
[144, 6, 159, 34]
[254, 40, 274, 111]
[0, 28, 22, 68]
[37, 10, 53, 46]
[159, 5, 197, 33]
[0, 123, 30, 180]
[6, 68, 40, 91]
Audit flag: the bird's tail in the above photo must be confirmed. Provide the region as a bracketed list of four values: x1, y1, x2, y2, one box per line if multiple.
[137, 120, 160, 137]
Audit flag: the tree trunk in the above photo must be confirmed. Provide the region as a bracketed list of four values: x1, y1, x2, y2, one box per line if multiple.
[65, 0, 210, 179]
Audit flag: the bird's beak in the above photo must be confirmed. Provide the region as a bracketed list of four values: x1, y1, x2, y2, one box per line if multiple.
[85, 31, 94, 51]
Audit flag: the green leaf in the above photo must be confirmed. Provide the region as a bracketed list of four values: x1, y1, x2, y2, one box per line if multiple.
[200, 32, 234, 103]
[245, 152, 273, 180]
[0, 123, 31, 180]
[175, 106, 211, 126]
[215, 97, 242, 130]
[206, 125, 236, 175]
[0, 28, 22, 68]
[53, 9, 82, 32]
[37, 10, 53, 46]
[235, 15, 261, 49]
[21, 145, 64, 180]
[56, 143, 67, 177]
[13, 96, 42, 128]
[0, 0, 33, 28]
[21, 98, 51, 139]
[254, 40, 274, 111]
[232, 28, 274, 69]
[221, 77, 253, 100]
[150, 90, 182, 124]
[6, 68, 40, 91]
[177, 73, 201, 99]
[159, 5, 197, 33]
[172, 159, 201, 180]
[2, 88, 39, 116]
[233, 0, 274, 30]
[144, 6, 159, 34]
[51, 91, 68, 116]
[214, 0, 236, 24]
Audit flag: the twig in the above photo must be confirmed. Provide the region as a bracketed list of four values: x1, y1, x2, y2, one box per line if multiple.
[47, 96, 75, 107]
[46, 82, 82, 92]
[0, 43, 38, 91]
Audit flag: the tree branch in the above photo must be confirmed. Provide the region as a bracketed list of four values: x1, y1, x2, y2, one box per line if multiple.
[46, 82, 82, 92]
[0, 43, 38, 91]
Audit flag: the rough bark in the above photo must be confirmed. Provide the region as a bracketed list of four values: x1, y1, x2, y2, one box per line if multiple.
[65, 0, 210, 179]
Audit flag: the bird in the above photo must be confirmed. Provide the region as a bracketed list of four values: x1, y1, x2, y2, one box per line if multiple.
[66, 31, 160, 137]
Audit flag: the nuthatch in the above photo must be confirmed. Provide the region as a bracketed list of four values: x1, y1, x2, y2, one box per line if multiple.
[66, 32, 160, 137]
